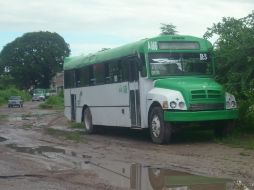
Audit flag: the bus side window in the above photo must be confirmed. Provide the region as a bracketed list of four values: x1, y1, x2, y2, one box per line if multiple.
[119, 60, 129, 82]
[79, 67, 90, 87]
[75, 69, 80, 87]
[104, 63, 110, 84]
[139, 53, 147, 77]
[94, 64, 105, 85]
[128, 59, 139, 82]
[89, 66, 95, 86]
[64, 70, 75, 88]
[109, 61, 120, 83]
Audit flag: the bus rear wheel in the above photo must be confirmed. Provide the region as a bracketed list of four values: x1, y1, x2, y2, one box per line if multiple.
[83, 108, 95, 134]
[149, 107, 171, 144]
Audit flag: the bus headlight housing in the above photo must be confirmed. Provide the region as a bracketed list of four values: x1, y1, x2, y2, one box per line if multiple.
[226, 92, 237, 109]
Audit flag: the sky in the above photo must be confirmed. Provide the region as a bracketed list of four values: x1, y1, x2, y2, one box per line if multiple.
[0, 0, 253, 56]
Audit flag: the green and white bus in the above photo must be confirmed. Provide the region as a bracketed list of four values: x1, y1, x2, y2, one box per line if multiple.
[63, 35, 238, 144]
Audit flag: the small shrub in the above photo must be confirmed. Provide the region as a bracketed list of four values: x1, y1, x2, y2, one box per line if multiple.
[237, 89, 254, 133]
[39, 95, 64, 109]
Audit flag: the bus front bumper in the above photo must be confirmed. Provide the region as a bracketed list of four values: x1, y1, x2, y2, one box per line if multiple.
[164, 109, 238, 122]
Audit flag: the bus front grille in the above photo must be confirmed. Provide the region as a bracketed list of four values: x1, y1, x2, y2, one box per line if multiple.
[189, 103, 225, 111]
[191, 90, 222, 100]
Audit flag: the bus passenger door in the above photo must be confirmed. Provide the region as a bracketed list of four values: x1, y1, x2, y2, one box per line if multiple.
[71, 94, 76, 121]
[129, 59, 141, 127]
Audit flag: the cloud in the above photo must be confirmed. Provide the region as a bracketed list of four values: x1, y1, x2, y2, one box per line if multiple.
[0, 0, 253, 55]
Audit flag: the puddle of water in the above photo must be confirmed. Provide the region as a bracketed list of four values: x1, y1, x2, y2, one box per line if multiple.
[0, 136, 7, 142]
[82, 161, 245, 190]
[7, 144, 66, 155]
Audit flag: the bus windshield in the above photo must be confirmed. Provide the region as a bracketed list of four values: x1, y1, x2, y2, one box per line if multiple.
[149, 52, 213, 77]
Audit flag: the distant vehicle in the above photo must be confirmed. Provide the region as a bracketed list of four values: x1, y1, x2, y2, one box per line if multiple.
[33, 88, 49, 100]
[32, 94, 45, 101]
[8, 96, 23, 108]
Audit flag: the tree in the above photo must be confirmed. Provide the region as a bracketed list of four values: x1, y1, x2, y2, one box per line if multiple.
[0, 31, 70, 89]
[160, 23, 178, 35]
[203, 11, 254, 96]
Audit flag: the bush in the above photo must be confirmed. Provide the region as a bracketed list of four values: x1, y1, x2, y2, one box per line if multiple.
[0, 87, 31, 106]
[39, 95, 64, 109]
[237, 89, 254, 133]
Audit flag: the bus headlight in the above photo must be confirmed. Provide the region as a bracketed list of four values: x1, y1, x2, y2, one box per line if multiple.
[226, 92, 237, 109]
[231, 101, 236, 108]
[179, 101, 185, 109]
[170, 101, 177, 109]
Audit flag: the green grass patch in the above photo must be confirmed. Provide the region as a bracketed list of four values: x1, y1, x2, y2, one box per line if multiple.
[68, 122, 83, 129]
[39, 95, 64, 110]
[216, 132, 254, 150]
[45, 128, 84, 142]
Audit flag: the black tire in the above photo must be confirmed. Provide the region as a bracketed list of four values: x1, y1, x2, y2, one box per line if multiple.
[214, 120, 235, 137]
[149, 106, 171, 144]
[83, 108, 96, 134]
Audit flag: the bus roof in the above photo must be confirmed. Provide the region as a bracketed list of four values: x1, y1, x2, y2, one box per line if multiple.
[64, 35, 212, 71]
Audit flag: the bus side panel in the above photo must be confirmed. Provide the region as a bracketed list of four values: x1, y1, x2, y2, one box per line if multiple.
[91, 107, 131, 127]
[77, 82, 131, 127]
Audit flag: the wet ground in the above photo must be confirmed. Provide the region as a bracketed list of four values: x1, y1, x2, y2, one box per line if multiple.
[0, 102, 253, 189]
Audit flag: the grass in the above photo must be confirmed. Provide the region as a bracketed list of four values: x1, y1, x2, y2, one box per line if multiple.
[216, 132, 254, 150]
[45, 128, 84, 142]
[68, 122, 83, 129]
[39, 95, 64, 110]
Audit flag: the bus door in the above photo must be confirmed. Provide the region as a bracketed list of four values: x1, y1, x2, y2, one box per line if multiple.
[70, 94, 76, 121]
[128, 59, 141, 127]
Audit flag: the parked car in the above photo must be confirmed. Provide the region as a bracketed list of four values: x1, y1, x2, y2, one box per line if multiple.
[8, 96, 23, 108]
[32, 94, 45, 101]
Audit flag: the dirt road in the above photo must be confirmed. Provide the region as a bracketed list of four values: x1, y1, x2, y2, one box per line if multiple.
[0, 102, 253, 190]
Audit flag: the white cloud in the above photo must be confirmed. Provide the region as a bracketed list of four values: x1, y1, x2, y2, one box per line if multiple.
[0, 0, 253, 55]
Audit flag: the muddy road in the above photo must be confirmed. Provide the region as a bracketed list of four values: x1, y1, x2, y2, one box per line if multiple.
[0, 102, 253, 190]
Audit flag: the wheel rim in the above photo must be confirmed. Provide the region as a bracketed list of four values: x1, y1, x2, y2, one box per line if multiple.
[151, 115, 161, 138]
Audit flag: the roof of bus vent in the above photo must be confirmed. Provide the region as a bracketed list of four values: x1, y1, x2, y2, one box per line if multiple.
[63, 35, 213, 71]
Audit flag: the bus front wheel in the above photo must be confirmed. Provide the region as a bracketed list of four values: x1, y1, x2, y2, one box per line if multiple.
[149, 107, 171, 144]
[83, 108, 95, 134]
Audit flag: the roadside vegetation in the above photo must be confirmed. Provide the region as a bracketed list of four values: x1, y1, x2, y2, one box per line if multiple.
[39, 92, 64, 109]
[204, 12, 254, 149]
[0, 86, 31, 106]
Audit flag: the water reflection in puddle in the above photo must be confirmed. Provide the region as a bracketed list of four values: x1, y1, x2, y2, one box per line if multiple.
[7, 144, 66, 155]
[84, 162, 241, 190]
[0, 136, 7, 142]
